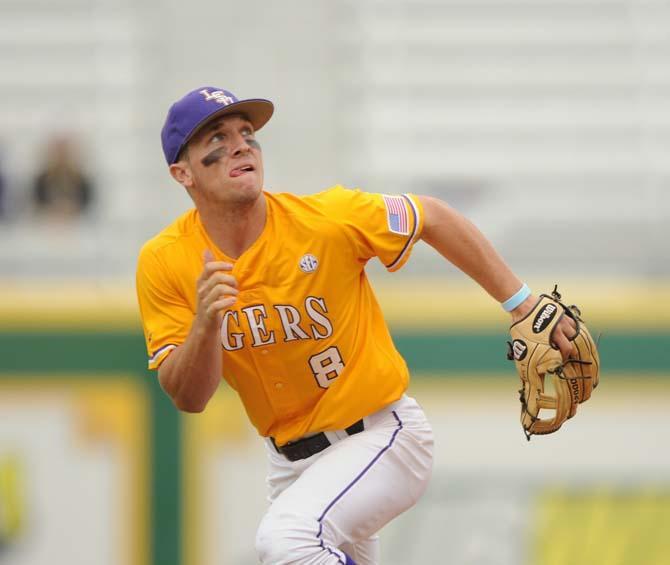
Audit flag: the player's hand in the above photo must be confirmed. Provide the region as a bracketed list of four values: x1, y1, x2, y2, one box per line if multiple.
[195, 249, 238, 327]
[510, 295, 577, 361]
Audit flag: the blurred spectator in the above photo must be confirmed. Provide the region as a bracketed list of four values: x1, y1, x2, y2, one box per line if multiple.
[32, 134, 94, 221]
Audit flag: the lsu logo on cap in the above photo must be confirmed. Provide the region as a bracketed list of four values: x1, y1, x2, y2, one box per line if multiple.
[199, 89, 235, 105]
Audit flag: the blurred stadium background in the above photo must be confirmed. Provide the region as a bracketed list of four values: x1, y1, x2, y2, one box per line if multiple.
[1, 0, 669, 564]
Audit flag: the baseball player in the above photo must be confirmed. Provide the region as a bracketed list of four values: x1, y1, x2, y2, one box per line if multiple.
[136, 87, 578, 564]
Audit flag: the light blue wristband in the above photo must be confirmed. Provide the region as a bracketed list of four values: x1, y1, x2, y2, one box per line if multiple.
[501, 283, 531, 312]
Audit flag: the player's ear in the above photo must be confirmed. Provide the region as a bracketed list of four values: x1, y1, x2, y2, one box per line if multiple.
[169, 161, 193, 189]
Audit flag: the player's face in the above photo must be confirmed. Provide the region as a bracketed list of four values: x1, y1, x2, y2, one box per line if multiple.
[174, 114, 264, 207]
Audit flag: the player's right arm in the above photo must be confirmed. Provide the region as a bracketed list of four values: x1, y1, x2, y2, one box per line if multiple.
[136, 243, 237, 412]
[156, 250, 237, 412]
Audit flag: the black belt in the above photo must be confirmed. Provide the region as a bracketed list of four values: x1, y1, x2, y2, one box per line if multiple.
[272, 419, 365, 462]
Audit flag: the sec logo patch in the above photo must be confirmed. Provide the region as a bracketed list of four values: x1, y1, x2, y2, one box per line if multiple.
[299, 254, 319, 273]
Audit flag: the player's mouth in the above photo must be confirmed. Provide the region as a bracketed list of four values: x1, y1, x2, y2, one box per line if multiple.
[229, 164, 255, 178]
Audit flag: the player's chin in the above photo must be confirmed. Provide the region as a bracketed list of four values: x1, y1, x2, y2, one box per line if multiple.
[229, 175, 263, 201]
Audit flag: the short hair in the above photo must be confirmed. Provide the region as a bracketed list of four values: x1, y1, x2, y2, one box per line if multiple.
[176, 144, 190, 163]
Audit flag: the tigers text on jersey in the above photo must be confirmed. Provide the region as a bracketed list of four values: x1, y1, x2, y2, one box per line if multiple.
[136, 186, 424, 445]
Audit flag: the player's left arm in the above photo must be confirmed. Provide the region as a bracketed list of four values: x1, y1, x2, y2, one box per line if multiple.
[417, 195, 576, 358]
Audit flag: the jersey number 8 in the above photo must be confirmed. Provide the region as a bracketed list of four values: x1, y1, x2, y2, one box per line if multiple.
[309, 346, 345, 389]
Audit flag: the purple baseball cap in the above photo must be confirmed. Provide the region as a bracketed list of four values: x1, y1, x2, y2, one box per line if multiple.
[161, 86, 274, 164]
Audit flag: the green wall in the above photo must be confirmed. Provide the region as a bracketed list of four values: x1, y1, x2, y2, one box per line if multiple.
[0, 329, 667, 565]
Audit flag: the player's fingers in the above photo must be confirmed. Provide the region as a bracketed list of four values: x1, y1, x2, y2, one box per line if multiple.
[203, 261, 234, 275]
[203, 249, 216, 264]
[197, 264, 235, 290]
[199, 272, 238, 297]
[203, 283, 239, 306]
[207, 296, 237, 317]
[198, 253, 229, 282]
[552, 329, 576, 361]
[199, 286, 234, 312]
[560, 316, 578, 339]
[208, 271, 238, 287]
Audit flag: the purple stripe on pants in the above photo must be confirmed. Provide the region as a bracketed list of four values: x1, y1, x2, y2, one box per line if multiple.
[315, 411, 404, 564]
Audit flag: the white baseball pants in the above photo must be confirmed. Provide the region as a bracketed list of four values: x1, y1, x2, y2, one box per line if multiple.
[255, 395, 434, 564]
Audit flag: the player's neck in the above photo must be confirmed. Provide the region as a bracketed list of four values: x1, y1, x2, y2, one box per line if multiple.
[198, 194, 267, 259]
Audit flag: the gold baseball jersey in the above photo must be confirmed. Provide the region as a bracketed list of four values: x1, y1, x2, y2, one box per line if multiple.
[136, 186, 424, 445]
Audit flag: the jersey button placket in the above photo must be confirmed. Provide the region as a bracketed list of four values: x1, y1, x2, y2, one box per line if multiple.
[260, 349, 284, 390]
[243, 288, 292, 407]
[254, 347, 284, 401]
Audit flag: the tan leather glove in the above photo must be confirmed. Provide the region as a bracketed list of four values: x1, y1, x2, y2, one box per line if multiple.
[507, 287, 600, 440]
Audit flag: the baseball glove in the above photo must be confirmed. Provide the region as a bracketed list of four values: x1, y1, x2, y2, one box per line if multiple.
[507, 286, 600, 440]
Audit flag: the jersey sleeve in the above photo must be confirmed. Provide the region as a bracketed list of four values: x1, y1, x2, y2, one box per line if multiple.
[326, 186, 424, 271]
[136, 244, 193, 370]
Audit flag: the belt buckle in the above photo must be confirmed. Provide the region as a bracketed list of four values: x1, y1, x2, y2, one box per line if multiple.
[273, 419, 365, 462]
[277, 433, 331, 462]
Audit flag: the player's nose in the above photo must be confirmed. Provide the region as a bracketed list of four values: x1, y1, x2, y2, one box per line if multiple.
[230, 134, 251, 157]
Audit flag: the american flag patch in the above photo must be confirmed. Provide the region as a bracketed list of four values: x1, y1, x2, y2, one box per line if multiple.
[382, 195, 410, 235]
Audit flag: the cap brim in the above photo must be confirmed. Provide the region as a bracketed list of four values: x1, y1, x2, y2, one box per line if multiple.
[184, 98, 274, 149]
